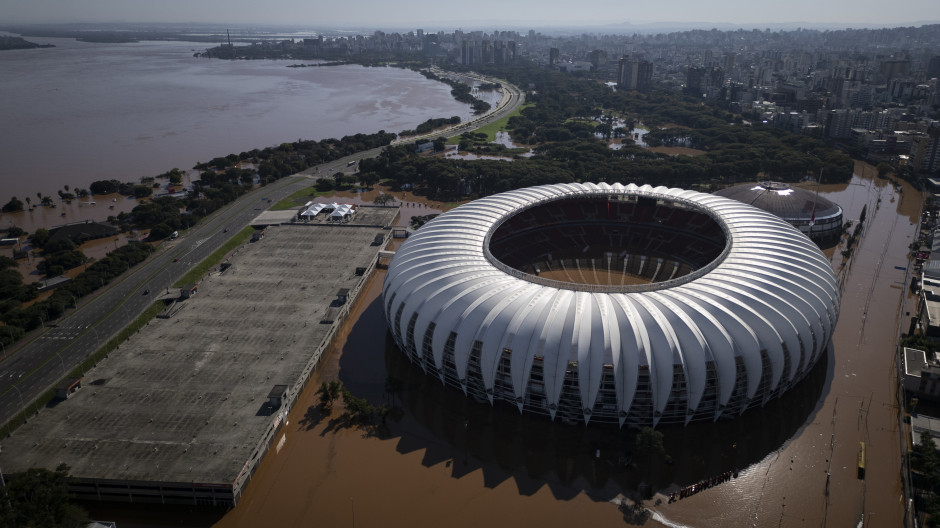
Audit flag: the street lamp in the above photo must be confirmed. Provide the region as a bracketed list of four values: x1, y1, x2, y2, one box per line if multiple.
[11, 385, 25, 409]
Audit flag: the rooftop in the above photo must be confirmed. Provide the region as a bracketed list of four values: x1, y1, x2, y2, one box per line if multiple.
[714, 181, 842, 221]
[0, 212, 397, 499]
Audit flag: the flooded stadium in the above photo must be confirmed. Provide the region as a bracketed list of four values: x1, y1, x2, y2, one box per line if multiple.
[88, 162, 916, 528]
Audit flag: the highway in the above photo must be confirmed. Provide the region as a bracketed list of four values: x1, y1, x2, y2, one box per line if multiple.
[0, 71, 524, 429]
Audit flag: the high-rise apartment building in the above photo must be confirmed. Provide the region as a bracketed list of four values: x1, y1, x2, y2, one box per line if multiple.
[617, 56, 653, 93]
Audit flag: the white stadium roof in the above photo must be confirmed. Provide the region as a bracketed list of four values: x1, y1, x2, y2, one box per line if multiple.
[382, 183, 840, 427]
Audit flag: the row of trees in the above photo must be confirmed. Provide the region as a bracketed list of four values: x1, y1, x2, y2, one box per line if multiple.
[400, 116, 461, 137]
[316, 380, 391, 425]
[0, 129, 402, 348]
[418, 69, 491, 114]
[0, 241, 153, 345]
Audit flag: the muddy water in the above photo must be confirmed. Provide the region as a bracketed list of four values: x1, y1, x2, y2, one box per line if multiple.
[1, 37, 474, 203]
[658, 163, 915, 527]
[1, 194, 148, 285]
[79, 162, 912, 527]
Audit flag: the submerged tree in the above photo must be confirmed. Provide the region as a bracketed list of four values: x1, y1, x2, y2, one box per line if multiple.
[316, 380, 342, 409]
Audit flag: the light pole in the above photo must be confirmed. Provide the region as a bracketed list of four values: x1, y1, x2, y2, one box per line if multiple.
[11, 385, 24, 409]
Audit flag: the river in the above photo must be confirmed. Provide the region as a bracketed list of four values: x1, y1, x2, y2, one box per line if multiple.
[0, 36, 475, 208]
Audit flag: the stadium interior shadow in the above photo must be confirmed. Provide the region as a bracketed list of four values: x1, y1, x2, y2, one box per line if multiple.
[338, 294, 835, 502]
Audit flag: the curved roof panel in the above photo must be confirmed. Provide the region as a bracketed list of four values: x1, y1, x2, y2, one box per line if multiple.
[383, 183, 841, 427]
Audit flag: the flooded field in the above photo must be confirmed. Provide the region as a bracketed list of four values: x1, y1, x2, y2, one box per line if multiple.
[85, 163, 917, 527]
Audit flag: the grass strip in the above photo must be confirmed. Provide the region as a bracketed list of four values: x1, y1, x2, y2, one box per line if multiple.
[270, 185, 328, 210]
[447, 102, 533, 145]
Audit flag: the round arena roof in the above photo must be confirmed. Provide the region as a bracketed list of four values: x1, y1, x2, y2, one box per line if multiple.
[713, 181, 841, 223]
[383, 183, 840, 427]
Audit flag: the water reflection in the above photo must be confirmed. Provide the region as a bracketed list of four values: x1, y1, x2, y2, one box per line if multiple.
[337, 289, 831, 500]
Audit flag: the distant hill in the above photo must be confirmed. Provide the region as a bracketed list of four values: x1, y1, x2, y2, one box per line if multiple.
[0, 35, 54, 50]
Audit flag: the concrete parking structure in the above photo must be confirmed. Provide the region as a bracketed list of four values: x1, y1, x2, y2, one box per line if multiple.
[0, 208, 399, 506]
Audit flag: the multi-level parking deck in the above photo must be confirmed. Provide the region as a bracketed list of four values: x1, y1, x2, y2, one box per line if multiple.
[0, 206, 399, 506]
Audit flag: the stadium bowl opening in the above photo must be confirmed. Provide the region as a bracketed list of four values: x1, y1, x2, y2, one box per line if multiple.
[485, 193, 730, 291]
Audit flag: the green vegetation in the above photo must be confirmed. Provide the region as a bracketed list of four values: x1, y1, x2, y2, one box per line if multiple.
[470, 102, 534, 142]
[341, 386, 390, 425]
[271, 185, 323, 210]
[173, 226, 253, 287]
[417, 70, 490, 114]
[2, 196, 24, 212]
[0, 35, 55, 50]
[0, 241, 154, 346]
[356, 61, 853, 204]
[912, 432, 940, 527]
[2, 130, 396, 350]
[400, 116, 461, 137]
[316, 380, 342, 409]
[35, 239, 86, 276]
[0, 464, 87, 528]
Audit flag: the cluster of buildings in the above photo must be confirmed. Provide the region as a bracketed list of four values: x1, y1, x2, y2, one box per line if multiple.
[276, 24, 940, 176]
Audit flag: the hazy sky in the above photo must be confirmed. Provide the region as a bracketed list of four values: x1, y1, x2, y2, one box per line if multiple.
[2, 0, 937, 30]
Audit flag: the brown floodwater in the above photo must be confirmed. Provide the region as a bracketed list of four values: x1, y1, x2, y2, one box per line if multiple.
[85, 162, 917, 527]
[2, 193, 147, 285]
[1, 37, 475, 204]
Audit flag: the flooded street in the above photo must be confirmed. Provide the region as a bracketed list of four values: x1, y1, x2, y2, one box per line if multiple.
[661, 163, 916, 527]
[82, 163, 915, 527]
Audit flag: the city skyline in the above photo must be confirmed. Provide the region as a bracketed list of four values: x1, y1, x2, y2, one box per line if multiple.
[2, 0, 938, 31]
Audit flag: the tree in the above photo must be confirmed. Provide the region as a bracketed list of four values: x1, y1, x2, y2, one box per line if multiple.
[2, 196, 24, 213]
[913, 431, 940, 492]
[30, 228, 50, 249]
[148, 223, 174, 240]
[373, 194, 397, 206]
[635, 426, 666, 459]
[132, 185, 153, 199]
[634, 426, 668, 493]
[0, 463, 87, 528]
[876, 162, 893, 178]
[358, 171, 380, 188]
[314, 178, 334, 192]
[316, 380, 342, 410]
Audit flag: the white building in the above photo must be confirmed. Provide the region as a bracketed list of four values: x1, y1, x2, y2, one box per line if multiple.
[383, 183, 841, 427]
